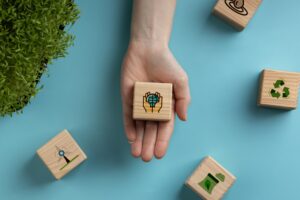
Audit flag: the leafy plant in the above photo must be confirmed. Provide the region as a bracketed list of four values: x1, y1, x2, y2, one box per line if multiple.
[0, 0, 80, 116]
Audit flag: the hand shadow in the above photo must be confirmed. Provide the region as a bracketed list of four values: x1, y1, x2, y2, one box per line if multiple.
[79, 0, 134, 172]
[19, 0, 134, 185]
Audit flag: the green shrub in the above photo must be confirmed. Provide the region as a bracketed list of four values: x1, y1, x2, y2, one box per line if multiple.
[0, 0, 80, 116]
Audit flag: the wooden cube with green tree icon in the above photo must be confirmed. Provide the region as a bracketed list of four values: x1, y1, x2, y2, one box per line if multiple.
[185, 156, 236, 200]
[133, 82, 173, 121]
[258, 69, 300, 110]
[37, 130, 87, 180]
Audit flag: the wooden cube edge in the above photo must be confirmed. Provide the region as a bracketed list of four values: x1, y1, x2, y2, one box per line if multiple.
[133, 82, 173, 121]
[185, 156, 236, 199]
[257, 69, 300, 109]
[36, 129, 87, 180]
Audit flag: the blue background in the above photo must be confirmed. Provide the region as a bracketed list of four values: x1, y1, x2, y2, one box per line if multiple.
[1, 0, 300, 199]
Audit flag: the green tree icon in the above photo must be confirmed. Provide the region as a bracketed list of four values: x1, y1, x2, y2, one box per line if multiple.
[270, 80, 290, 99]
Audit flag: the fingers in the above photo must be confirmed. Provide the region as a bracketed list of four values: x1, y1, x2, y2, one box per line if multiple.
[155, 102, 175, 159]
[121, 75, 137, 143]
[131, 121, 145, 157]
[121, 79, 136, 142]
[158, 54, 191, 121]
[122, 102, 137, 142]
[173, 73, 191, 121]
[141, 121, 158, 162]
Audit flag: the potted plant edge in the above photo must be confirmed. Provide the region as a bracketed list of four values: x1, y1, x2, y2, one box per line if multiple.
[0, 0, 80, 116]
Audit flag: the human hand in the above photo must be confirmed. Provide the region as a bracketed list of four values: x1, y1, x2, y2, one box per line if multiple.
[121, 41, 191, 162]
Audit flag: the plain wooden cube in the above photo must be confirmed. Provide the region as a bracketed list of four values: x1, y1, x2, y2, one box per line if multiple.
[212, 0, 262, 31]
[185, 156, 236, 200]
[258, 69, 300, 110]
[37, 130, 87, 180]
[133, 82, 173, 121]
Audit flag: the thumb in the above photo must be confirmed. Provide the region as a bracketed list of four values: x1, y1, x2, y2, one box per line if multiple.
[173, 73, 191, 121]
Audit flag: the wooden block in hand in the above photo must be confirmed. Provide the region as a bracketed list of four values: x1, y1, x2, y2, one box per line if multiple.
[133, 82, 173, 121]
[212, 0, 262, 31]
[185, 156, 236, 200]
[258, 69, 300, 110]
[37, 130, 87, 180]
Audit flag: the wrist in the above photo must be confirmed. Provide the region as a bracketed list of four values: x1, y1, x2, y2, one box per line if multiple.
[130, 0, 175, 48]
[130, 31, 169, 47]
[128, 39, 169, 54]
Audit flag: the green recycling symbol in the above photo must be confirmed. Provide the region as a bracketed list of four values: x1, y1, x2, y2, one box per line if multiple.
[270, 80, 290, 99]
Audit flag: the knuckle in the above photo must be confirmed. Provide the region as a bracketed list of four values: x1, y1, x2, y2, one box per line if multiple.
[175, 73, 189, 85]
[186, 94, 191, 103]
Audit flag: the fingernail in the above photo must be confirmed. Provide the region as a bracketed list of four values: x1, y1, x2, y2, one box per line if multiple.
[128, 140, 134, 144]
[183, 113, 187, 121]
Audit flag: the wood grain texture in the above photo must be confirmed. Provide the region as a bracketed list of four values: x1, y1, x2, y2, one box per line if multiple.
[185, 156, 236, 200]
[212, 0, 262, 31]
[133, 82, 172, 121]
[258, 69, 300, 109]
[36, 130, 87, 180]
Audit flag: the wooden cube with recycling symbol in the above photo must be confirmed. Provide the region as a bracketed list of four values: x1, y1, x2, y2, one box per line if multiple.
[133, 82, 173, 121]
[258, 69, 300, 110]
[212, 0, 262, 31]
[185, 156, 236, 200]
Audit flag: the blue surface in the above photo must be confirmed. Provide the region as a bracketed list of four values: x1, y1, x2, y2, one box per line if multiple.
[1, 0, 300, 199]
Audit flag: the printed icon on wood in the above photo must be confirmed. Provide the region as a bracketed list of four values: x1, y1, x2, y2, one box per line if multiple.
[258, 69, 300, 110]
[199, 173, 225, 194]
[143, 92, 163, 113]
[56, 146, 80, 171]
[212, 0, 262, 31]
[37, 130, 87, 180]
[185, 156, 236, 200]
[225, 0, 248, 16]
[270, 80, 290, 99]
[133, 82, 172, 121]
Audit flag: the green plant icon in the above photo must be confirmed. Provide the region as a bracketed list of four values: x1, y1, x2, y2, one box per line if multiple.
[0, 1, 80, 116]
[216, 173, 225, 182]
[270, 80, 290, 99]
[199, 173, 225, 194]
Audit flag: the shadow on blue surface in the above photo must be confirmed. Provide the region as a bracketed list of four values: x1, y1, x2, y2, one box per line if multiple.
[77, 0, 133, 171]
[23, 0, 133, 185]
[23, 155, 53, 186]
[177, 185, 200, 200]
[205, 14, 238, 34]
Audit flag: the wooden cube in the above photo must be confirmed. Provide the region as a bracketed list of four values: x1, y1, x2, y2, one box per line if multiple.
[133, 82, 173, 121]
[258, 69, 300, 110]
[37, 130, 87, 180]
[185, 156, 236, 200]
[212, 0, 262, 31]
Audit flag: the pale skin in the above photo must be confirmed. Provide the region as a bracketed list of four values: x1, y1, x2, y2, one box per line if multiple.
[121, 0, 191, 162]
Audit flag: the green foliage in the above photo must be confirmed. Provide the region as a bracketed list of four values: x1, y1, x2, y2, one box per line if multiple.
[0, 0, 80, 116]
